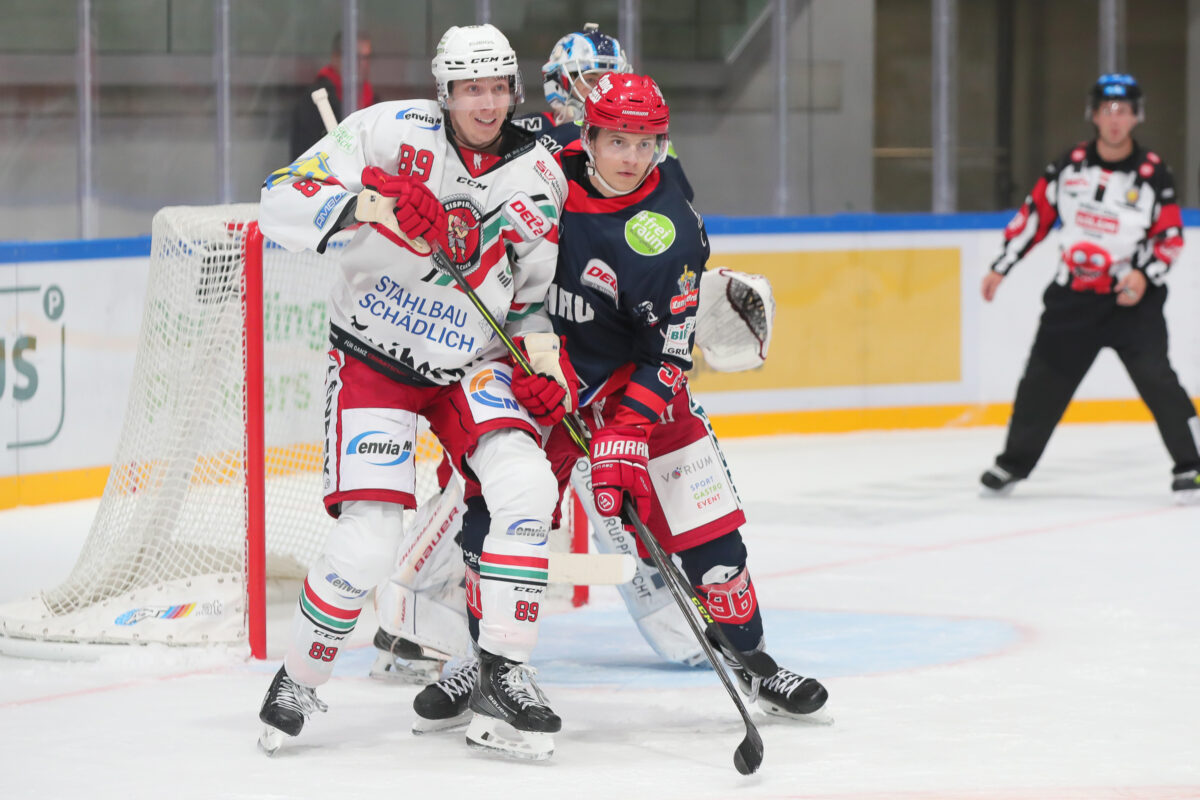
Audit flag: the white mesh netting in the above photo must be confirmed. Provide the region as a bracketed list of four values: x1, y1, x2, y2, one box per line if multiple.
[0, 205, 447, 650]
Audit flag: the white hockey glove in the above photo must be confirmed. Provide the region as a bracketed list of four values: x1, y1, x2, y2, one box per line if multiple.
[695, 267, 776, 372]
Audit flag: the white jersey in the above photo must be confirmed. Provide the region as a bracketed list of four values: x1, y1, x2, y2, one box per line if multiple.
[991, 139, 1183, 292]
[259, 99, 568, 385]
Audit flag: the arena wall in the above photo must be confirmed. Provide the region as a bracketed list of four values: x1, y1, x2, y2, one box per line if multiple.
[3, 212, 1198, 507]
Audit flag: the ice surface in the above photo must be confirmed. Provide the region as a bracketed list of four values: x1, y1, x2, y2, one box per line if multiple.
[2, 424, 1198, 799]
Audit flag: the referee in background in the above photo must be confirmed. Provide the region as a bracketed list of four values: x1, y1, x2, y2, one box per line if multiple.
[979, 74, 1200, 501]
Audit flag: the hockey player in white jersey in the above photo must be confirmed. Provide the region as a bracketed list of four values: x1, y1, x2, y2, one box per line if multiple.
[255, 24, 578, 760]
[371, 26, 708, 704]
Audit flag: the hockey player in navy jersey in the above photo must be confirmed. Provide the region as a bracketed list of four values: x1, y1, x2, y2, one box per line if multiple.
[369, 26, 708, 697]
[510, 23, 695, 200]
[407, 74, 830, 745]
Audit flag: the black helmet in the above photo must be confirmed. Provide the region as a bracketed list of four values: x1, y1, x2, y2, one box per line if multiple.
[1086, 73, 1143, 121]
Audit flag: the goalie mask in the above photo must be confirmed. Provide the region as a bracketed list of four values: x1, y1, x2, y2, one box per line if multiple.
[432, 24, 525, 114]
[582, 72, 671, 195]
[543, 23, 632, 122]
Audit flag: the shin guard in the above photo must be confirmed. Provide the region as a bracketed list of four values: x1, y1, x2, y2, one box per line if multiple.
[477, 533, 549, 663]
[283, 500, 403, 686]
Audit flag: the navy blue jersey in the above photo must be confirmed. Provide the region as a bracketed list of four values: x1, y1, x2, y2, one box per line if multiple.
[513, 111, 695, 201]
[548, 146, 711, 425]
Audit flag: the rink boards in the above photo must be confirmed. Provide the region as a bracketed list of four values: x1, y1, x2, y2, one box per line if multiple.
[3, 211, 1199, 507]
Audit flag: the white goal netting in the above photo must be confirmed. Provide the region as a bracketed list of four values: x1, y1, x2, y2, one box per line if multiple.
[0, 205, 447, 652]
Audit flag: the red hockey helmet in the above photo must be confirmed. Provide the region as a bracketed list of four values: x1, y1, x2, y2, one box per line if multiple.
[583, 72, 670, 134]
[581, 73, 671, 193]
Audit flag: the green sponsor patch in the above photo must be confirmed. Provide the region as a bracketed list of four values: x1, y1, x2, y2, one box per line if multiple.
[624, 210, 676, 256]
[331, 124, 357, 154]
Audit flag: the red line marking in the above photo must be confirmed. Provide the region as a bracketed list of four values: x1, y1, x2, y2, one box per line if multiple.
[760, 504, 1186, 580]
[0, 664, 229, 709]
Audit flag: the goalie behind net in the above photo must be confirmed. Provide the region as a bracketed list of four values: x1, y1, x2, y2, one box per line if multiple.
[0, 205, 582, 657]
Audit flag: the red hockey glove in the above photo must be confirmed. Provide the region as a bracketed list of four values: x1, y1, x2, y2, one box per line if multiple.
[510, 334, 580, 426]
[359, 166, 448, 251]
[511, 373, 569, 425]
[589, 424, 653, 530]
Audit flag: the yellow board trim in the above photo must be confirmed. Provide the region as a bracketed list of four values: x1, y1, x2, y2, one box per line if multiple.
[3, 398, 1195, 509]
[690, 248, 962, 392]
[0, 465, 111, 509]
[707, 397, 1200, 438]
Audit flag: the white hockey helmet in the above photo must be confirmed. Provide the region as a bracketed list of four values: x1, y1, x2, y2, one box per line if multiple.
[432, 24, 525, 109]
[543, 23, 631, 121]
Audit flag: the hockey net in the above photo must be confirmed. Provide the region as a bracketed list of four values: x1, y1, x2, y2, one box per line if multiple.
[0, 204, 584, 658]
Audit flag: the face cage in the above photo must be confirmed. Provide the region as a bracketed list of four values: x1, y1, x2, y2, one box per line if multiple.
[545, 53, 629, 105]
[581, 122, 671, 192]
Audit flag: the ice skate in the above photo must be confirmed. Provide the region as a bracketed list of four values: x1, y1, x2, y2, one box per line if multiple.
[465, 649, 560, 761]
[1171, 470, 1200, 504]
[257, 666, 328, 756]
[727, 649, 833, 725]
[411, 658, 478, 734]
[369, 627, 446, 685]
[980, 465, 1020, 495]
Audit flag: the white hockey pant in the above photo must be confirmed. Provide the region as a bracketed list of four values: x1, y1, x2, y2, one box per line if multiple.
[469, 429, 558, 663]
[284, 499, 404, 687]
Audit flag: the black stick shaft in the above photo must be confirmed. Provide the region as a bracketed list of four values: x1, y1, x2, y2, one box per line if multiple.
[435, 253, 764, 774]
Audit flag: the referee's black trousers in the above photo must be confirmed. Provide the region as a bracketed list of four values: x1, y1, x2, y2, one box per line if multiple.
[996, 283, 1200, 479]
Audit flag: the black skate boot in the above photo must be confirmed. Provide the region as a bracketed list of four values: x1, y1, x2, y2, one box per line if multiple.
[257, 666, 328, 755]
[411, 658, 478, 734]
[369, 627, 445, 684]
[1172, 469, 1200, 503]
[726, 647, 832, 724]
[466, 649, 560, 760]
[980, 464, 1020, 494]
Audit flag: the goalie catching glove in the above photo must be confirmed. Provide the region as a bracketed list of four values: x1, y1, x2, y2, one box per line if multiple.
[589, 424, 653, 531]
[357, 166, 449, 254]
[510, 332, 579, 426]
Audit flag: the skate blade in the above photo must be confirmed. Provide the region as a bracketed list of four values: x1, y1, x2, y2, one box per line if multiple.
[411, 710, 472, 735]
[1173, 489, 1200, 506]
[369, 651, 443, 685]
[760, 701, 835, 726]
[258, 725, 287, 756]
[464, 714, 554, 761]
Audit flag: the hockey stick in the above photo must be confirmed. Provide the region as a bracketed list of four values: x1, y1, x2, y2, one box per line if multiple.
[430, 254, 766, 775]
[311, 88, 340, 135]
[310, 99, 633, 588]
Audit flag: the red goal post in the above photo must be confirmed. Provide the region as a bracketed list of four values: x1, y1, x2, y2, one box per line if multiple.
[0, 205, 586, 660]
